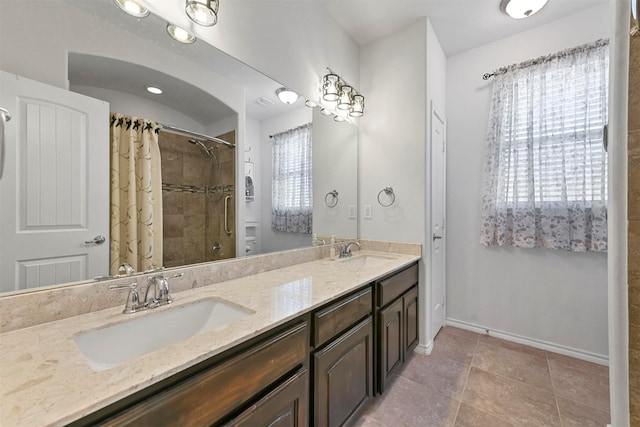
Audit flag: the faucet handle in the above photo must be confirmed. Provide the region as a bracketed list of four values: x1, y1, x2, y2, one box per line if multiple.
[109, 282, 141, 314]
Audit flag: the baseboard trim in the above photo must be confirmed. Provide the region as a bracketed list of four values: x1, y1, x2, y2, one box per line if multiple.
[445, 318, 609, 366]
[414, 340, 433, 355]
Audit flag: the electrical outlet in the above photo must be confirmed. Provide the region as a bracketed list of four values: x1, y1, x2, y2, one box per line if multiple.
[348, 204, 356, 219]
[364, 204, 372, 219]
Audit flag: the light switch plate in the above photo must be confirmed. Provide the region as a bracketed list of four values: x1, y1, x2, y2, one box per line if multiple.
[348, 205, 356, 219]
[364, 204, 372, 219]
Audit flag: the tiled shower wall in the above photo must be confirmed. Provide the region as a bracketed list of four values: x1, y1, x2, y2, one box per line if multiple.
[158, 131, 236, 268]
[628, 18, 640, 425]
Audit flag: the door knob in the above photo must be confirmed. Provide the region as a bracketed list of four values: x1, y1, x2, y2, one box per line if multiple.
[432, 234, 442, 241]
[85, 235, 106, 245]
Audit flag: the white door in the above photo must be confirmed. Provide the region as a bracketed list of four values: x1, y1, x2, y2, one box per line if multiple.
[430, 104, 446, 338]
[0, 71, 109, 292]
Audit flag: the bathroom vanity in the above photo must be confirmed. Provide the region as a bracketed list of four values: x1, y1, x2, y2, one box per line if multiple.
[0, 245, 420, 427]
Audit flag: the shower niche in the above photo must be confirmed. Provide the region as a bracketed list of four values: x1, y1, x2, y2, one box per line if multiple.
[159, 130, 236, 267]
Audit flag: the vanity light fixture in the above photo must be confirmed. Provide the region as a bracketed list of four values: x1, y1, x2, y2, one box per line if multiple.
[337, 85, 353, 110]
[350, 95, 365, 118]
[145, 85, 163, 95]
[500, 0, 548, 19]
[275, 87, 299, 104]
[185, 0, 219, 27]
[305, 99, 319, 108]
[113, 0, 150, 18]
[322, 69, 365, 118]
[166, 24, 196, 44]
[320, 108, 332, 116]
[333, 115, 346, 122]
[322, 73, 341, 101]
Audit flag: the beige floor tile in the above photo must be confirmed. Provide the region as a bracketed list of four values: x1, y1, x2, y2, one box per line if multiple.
[399, 352, 470, 399]
[431, 329, 478, 364]
[556, 396, 610, 427]
[454, 402, 514, 427]
[351, 415, 388, 427]
[472, 341, 553, 391]
[365, 376, 459, 427]
[548, 356, 610, 412]
[462, 367, 560, 426]
[546, 352, 609, 378]
[477, 334, 547, 359]
[438, 326, 481, 342]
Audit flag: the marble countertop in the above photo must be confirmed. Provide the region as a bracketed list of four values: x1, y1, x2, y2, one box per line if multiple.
[0, 250, 419, 427]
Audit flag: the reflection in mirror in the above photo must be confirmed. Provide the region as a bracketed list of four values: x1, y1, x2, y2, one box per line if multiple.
[0, 0, 357, 295]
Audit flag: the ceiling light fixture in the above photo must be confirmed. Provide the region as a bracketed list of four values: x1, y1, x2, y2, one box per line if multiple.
[146, 86, 163, 95]
[166, 24, 196, 44]
[113, 0, 149, 18]
[276, 87, 299, 105]
[500, 0, 548, 19]
[185, 0, 219, 27]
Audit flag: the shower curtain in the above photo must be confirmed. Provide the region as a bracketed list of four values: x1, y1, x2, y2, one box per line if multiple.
[109, 112, 163, 275]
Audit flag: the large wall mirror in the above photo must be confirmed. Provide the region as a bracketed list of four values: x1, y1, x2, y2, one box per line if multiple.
[0, 0, 358, 295]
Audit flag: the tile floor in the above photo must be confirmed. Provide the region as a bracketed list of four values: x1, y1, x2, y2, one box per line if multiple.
[357, 326, 610, 427]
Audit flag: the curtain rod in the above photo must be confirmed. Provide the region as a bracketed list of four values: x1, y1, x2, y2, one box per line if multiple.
[482, 38, 609, 80]
[269, 122, 312, 139]
[159, 123, 235, 148]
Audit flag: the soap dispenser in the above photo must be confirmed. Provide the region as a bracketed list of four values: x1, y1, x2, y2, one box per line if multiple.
[329, 235, 337, 259]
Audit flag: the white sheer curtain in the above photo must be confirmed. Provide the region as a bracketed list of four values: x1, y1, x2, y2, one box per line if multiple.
[272, 123, 313, 233]
[480, 40, 609, 252]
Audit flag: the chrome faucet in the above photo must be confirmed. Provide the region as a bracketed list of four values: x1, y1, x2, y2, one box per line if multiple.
[340, 241, 361, 258]
[118, 263, 135, 276]
[109, 272, 183, 314]
[109, 282, 142, 314]
[145, 275, 173, 307]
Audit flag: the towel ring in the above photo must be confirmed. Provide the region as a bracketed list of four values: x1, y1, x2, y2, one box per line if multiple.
[325, 190, 339, 208]
[377, 187, 395, 207]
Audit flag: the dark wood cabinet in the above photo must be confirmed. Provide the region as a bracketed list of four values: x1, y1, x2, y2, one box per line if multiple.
[313, 317, 374, 427]
[375, 263, 419, 393]
[226, 368, 308, 427]
[379, 297, 403, 391]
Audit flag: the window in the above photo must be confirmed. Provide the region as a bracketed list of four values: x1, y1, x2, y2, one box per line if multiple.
[271, 123, 313, 233]
[480, 40, 609, 252]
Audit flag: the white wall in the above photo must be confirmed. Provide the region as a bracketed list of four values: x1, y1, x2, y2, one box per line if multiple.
[259, 107, 313, 254]
[446, 5, 609, 358]
[312, 110, 358, 239]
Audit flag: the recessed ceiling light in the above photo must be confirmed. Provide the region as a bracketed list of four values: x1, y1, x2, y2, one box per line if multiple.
[166, 24, 196, 44]
[500, 0, 548, 19]
[146, 86, 163, 95]
[275, 87, 299, 105]
[112, 0, 150, 18]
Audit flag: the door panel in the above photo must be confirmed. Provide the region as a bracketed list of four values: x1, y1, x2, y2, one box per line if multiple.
[0, 71, 109, 292]
[379, 298, 403, 393]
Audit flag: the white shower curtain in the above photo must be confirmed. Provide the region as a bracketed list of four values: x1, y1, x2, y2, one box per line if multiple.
[109, 113, 163, 274]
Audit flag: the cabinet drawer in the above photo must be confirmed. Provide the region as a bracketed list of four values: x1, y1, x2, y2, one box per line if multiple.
[377, 264, 418, 307]
[225, 368, 308, 427]
[102, 322, 308, 427]
[313, 287, 372, 347]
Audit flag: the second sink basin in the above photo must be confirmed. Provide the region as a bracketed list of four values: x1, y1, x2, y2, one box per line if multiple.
[74, 298, 253, 371]
[338, 253, 399, 268]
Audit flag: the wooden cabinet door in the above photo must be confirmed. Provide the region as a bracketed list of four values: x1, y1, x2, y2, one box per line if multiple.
[314, 317, 373, 427]
[403, 286, 419, 354]
[378, 297, 403, 393]
[226, 369, 308, 427]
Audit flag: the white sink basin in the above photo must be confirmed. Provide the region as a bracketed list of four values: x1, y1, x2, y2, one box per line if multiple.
[74, 298, 253, 371]
[338, 253, 399, 268]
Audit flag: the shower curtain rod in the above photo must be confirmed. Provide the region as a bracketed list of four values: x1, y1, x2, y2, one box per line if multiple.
[159, 123, 235, 148]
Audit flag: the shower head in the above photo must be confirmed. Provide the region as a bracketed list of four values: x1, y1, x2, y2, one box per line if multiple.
[189, 139, 213, 157]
